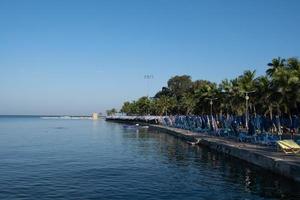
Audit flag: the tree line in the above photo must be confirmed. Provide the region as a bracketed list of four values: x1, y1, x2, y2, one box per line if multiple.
[107, 57, 300, 119]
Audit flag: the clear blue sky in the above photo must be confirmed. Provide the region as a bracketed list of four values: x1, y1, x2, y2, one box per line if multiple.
[0, 0, 299, 115]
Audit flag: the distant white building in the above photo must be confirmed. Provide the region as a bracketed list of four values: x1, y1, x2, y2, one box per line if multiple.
[92, 113, 98, 120]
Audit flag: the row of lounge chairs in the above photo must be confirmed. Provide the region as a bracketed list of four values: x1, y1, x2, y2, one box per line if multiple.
[158, 115, 300, 155]
[106, 115, 300, 155]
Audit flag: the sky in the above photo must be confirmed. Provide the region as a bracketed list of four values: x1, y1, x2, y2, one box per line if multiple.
[0, 0, 300, 115]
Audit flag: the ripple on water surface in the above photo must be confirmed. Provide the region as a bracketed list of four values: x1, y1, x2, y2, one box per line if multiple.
[0, 117, 299, 200]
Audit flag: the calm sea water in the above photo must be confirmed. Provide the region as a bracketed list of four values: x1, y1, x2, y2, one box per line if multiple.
[0, 116, 299, 200]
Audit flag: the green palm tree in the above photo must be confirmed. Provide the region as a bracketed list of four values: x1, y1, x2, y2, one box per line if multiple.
[193, 80, 218, 114]
[254, 76, 272, 118]
[229, 70, 256, 116]
[218, 79, 233, 116]
[180, 93, 196, 115]
[117, 57, 300, 121]
[267, 57, 286, 77]
[270, 67, 295, 117]
[153, 95, 176, 116]
[287, 57, 300, 71]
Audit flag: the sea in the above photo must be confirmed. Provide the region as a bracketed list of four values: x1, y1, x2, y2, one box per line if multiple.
[0, 116, 299, 200]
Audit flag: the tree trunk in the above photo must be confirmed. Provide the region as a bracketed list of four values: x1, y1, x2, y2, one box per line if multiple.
[269, 105, 273, 120]
[277, 104, 281, 117]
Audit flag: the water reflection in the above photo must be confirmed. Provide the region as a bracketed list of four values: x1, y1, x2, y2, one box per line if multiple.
[1, 118, 300, 200]
[121, 125, 300, 200]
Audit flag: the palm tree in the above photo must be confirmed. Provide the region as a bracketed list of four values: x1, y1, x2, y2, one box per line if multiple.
[106, 108, 117, 116]
[225, 78, 243, 115]
[287, 57, 300, 71]
[135, 96, 152, 115]
[228, 70, 256, 116]
[218, 79, 233, 116]
[266, 58, 300, 120]
[286, 58, 300, 114]
[193, 80, 218, 114]
[254, 76, 272, 118]
[115, 57, 300, 124]
[267, 57, 286, 77]
[180, 93, 196, 115]
[237, 70, 256, 92]
[270, 67, 294, 118]
[153, 95, 176, 116]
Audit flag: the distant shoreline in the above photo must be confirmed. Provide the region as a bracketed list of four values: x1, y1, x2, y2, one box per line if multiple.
[0, 115, 92, 118]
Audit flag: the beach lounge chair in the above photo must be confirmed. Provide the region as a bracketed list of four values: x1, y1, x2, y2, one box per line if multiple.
[257, 133, 279, 146]
[277, 140, 300, 154]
